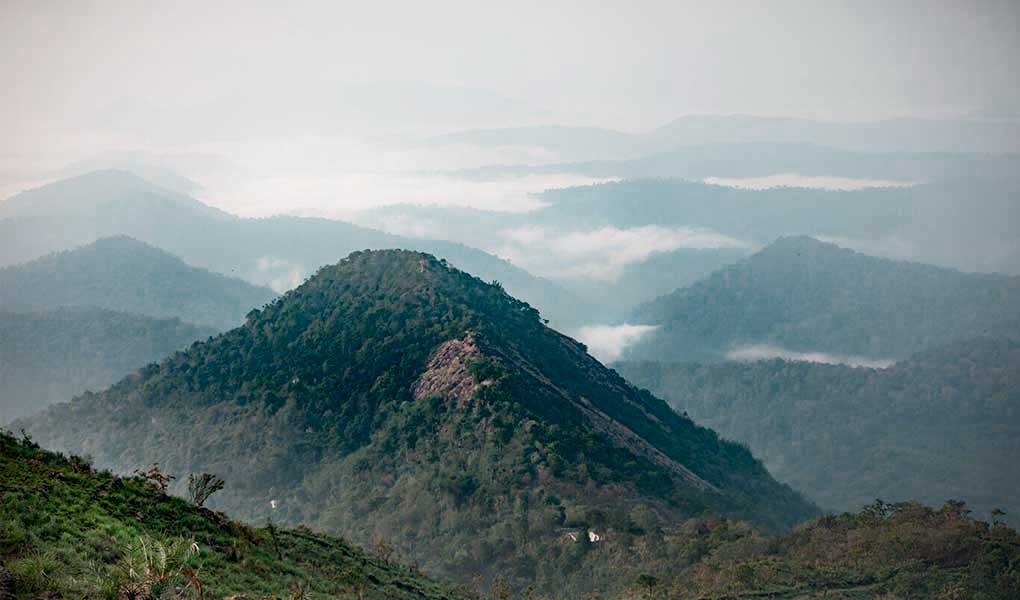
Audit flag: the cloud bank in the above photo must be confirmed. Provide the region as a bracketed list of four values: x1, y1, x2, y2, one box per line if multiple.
[726, 344, 894, 369]
[704, 173, 915, 191]
[496, 225, 750, 281]
[575, 324, 659, 363]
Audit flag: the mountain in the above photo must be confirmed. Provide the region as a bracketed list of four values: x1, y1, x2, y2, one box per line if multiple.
[431, 115, 1020, 160]
[617, 337, 1020, 522]
[0, 169, 233, 268]
[17, 250, 815, 595]
[0, 236, 278, 331]
[353, 203, 750, 320]
[0, 307, 215, 423]
[455, 142, 1020, 183]
[0, 170, 586, 329]
[0, 431, 469, 600]
[625, 237, 1020, 362]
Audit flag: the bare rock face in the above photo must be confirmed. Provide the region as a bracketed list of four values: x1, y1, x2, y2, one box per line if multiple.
[412, 333, 489, 409]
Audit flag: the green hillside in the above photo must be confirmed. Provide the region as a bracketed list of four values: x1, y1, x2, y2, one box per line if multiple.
[617, 337, 1020, 521]
[0, 236, 278, 331]
[18, 250, 814, 596]
[0, 430, 469, 599]
[0, 307, 215, 423]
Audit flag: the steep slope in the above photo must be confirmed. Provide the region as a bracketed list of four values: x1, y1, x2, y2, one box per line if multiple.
[0, 307, 215, 423]
[0, 171, 585, 329]
[18, 250, 814, 595]
[617, 337, 1020, 521]
[0, 237, 278, 330]
[0, 431, 469, 600]
[626, 237, 1020, 362]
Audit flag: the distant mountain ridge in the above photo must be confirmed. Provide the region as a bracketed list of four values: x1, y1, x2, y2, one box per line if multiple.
[617, 337, 1020, 523]
[431, 115, 1020, 160]
[0, 170, 587, 329]
[18, 249, 814, 595]
[626, 236, 1020, 362]
[454, 142, 1020, 183]
[0, 236, 278, 330]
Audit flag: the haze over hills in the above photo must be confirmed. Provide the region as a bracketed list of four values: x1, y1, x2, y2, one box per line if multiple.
[625, 237, 1020, 363]
[0, 307, 214, 424]
[0, 170, 588, 329]
[0, 236, 278, 331]
[617, 337, 1020, 524]
[537, 178, 1020, 276]
[453, 142, 1020, 184]
[18, 249, 815, 595]
[431, 115, 1020, 161]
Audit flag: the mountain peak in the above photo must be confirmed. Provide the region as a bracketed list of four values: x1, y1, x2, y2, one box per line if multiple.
[21, 248, 814, 594]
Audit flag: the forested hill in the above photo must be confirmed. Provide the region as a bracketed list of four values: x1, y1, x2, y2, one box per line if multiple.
[18, 249, 814, 596]
[0, 307, 215, 423]
[617, 337, 1020, 522]
[0, 236, 277, 330]
[626, 236, 1020, 362]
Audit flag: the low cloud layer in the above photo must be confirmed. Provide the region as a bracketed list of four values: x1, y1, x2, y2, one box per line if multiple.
[704, 173, 915, 191]
[575, 324, 659, 363]
[496, 225, 750, 281]
[726, 344, 894, 369]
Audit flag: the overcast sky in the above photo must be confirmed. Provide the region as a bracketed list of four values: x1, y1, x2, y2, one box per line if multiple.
[4, 0, 1018, 136]
[2, 0, 1018, 210]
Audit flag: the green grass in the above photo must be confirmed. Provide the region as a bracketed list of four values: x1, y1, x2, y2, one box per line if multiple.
[0, 430, 470, 600]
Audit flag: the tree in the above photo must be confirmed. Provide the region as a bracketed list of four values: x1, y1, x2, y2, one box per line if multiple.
[187, 473, 225, 507]
[133, 463, 174, 493]
[370, 536, 395, 562]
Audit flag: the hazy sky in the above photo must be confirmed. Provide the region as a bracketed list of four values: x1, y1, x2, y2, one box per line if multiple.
[2, 0, 1018, 214]
[3, 0, 1018, 139]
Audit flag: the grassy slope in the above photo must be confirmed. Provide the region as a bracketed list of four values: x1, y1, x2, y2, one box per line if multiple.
[0, 431, 469, 600]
